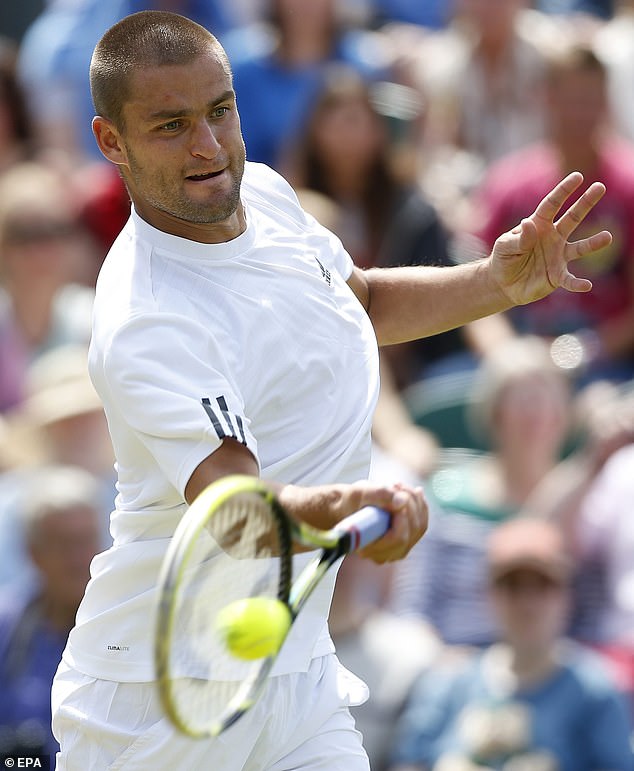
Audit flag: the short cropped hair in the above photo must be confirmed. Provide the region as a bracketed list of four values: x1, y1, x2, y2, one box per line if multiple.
[90, 10, 229, 130]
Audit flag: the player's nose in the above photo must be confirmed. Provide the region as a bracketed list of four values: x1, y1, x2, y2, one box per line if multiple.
[189, 119, 221, 159]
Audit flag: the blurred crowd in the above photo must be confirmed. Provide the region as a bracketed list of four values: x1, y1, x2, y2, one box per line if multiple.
[1, 0, 634, 768]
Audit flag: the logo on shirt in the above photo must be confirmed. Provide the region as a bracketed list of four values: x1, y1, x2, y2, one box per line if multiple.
[315, 257, 332, 287]
[202, 396, 247, 445]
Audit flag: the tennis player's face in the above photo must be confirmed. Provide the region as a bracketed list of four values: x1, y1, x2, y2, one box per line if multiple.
[113, 47, 246, 242]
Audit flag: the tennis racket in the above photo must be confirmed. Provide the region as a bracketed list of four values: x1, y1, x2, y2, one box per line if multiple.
[155, 474, 390, 739]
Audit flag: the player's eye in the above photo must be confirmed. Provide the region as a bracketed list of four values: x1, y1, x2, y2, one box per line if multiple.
[210, 106, 229, 119]
[160, 120, 182, 132]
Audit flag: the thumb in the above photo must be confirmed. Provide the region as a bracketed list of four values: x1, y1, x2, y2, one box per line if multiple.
[518, 217, 538, 251]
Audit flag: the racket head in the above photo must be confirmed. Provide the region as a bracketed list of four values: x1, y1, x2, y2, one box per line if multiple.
[155, 475, 293, 738]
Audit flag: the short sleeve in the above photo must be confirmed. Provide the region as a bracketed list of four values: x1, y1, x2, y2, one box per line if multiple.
[101, 311, 258, 495]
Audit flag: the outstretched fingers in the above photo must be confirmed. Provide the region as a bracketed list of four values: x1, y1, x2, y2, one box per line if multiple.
[567, 229, 613, 262]
[492, 172, 612, 301]
[555, 181, 607, 240]
[560, 230, 611, 292]
[532, 171, 584, 224]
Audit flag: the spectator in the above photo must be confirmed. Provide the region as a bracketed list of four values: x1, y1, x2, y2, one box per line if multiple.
[390, 336, 574, 646]
[0, 464, 102, 761]
[282, 65, 430, 272]
[536, 0, 615, 20]
[8, 344, 115, 479]
[573, 440, 634, 723]
[72, 161, 130, 279]
[525, 383, 634, 718]
[369, 0, 454, 29]
[0, 37, 35, 173]
[469, 41, 634, 387]
[594, 0, 634, 143]
[0, 344, 115, 594]
[0, 402, 36, 473]
[0, 414, 15, 472]
[388, 516, 634, 771]
[231, 0, 394, 170]
[0, 161, 96, 413]
[407, 0, 550, 201]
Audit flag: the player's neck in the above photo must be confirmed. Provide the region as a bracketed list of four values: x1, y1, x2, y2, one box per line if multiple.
[134, 200, 247, 244]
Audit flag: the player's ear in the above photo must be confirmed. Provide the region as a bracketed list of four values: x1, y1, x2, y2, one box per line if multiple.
[92, 115, 128, 166]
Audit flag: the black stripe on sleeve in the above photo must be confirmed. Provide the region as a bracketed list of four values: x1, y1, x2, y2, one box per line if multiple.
[202, 397, 226, 439]
[202, 396, 247, 446]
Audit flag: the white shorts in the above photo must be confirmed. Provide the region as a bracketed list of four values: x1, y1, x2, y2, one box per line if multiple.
[51, 654, 370, 771]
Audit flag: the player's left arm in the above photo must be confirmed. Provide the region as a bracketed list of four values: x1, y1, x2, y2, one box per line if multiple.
[348, 172, 612, 346]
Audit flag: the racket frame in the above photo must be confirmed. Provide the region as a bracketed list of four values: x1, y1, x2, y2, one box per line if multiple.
[155, 475, 292, 737]
[155, 475, 390, 738]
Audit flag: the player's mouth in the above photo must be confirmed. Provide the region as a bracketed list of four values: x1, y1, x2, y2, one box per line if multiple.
[186, 170, 225, 182]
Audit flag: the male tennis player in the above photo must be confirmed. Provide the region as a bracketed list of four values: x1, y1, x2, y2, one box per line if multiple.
[51, 10, 612, 771]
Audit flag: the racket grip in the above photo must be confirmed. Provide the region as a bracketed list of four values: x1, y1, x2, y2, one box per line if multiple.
[335, 506, 391, 551]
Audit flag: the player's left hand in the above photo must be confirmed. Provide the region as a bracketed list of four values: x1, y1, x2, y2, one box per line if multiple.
[489, 172, 612, 306]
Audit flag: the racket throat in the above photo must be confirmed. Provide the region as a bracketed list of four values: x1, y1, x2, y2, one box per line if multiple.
[289, 550, 342, 618]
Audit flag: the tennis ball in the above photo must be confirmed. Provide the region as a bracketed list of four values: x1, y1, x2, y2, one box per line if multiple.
[215, 597, 291, 660]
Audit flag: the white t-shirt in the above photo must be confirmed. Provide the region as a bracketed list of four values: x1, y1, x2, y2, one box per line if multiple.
[64, 162, 380, 682]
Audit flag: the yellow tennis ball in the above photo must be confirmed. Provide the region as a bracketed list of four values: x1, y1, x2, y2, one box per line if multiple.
[215, 597, 291, 660]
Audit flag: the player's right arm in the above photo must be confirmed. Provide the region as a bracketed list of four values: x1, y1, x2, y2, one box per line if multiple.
[184, 437, 259, 503]
[184, 440, 428, 563]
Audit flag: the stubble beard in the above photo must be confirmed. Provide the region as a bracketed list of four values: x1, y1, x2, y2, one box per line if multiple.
[125, 145, 245, 225]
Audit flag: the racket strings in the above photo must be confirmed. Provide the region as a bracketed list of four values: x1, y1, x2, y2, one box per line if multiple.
[165, 491, 291, 735]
